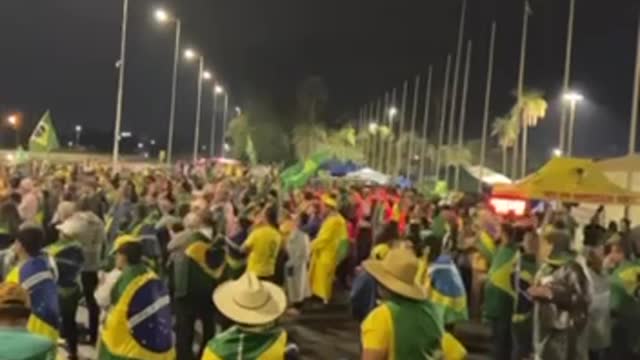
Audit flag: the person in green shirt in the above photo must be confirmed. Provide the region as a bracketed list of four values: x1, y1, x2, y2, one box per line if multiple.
[0, 281, 56, 360]
[201, 271, 290, 360]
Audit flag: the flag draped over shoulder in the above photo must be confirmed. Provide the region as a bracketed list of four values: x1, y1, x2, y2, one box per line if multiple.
[29, 110, 60, 152]
[426, 254, 468, 325]
[483, 244, 517, 320]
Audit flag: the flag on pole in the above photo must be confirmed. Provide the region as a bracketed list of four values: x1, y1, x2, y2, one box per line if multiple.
[29, 110, 60, 152]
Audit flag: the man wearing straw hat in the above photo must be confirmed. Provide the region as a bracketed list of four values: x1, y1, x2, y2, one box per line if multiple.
[0, 282, 57, 359]
[201, 271, 291, 359]
[308, 193, 348, 304]
[361, 247, 465, 360]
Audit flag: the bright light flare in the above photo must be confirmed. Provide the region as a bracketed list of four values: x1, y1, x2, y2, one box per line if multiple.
[202, 71, 212, 80]
[563, 91, 584, 103]
[214, 85, 224, 94]
[184, 49, 196, 60]
[388, 107, 398, 119]
[552, 148, 563, 157]
[7, 115, 17, 127]
[75, 125, 82, 132]
[154, 9, 169, 23]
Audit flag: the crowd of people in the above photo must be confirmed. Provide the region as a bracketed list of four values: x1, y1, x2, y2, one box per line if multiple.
[0, 160, 638, 360]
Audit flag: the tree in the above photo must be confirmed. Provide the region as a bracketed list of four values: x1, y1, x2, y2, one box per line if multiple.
[296, 76, 328, 124]
[227, 114, 250, 160]
[246, 101, 293, 164]
[292, 123, 327, 160]
[492, 115, 519, 174]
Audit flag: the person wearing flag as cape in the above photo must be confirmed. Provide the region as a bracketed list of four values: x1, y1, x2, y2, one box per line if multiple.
[6, 225, 60, 343]
[0, 282, 57, 360]
[98, 235, 175, 360]
[201, 271, 292, 360]
[360, 246, 466, 360]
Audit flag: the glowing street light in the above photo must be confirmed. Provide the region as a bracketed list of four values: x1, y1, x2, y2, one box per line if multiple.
[214, 85, 224, 94]
[235, 106, 242, 115]
[388, 106, 398, 120]
[368, 122, 378, 133]
[7, 115, 17, 127]
[74, 125, 82, 146]
[563, 91, 584, 156]
[155, 7, 182, 164]
[184, 48, 196, 60]
[552, 148, 563, 157]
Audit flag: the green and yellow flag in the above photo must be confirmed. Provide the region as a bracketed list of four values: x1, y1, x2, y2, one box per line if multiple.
[29, 110, 60, 152]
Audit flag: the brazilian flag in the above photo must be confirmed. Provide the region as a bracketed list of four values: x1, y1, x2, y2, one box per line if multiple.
[282, 151, 330, 189]
[483, 244, 517, 321]
[427, 254, 468, 325]
[29, 110, 60, 152]
[610, 260, 640, 354]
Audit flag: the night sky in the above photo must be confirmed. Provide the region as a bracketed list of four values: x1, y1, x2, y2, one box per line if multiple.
[1, 0, 639, 157]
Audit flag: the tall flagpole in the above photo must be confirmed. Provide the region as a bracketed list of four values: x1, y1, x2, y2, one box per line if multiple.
[209, 92, 218, 157]
[446, 0, 467, 183]
[419, 66, 433, 183]
[627, 14, 640, 193]
[435, 55, 452, 179]
[386, 89, 397, 174]
[375, 97, 383, 169]
[479, 22, 497, 192]
[395, 80, 409, 178]
[112, 0, 129, 167]
[381, 92, 390, 172]
[166, 19, 181, 164]
[454, 40, 472, 191]
[221, 92, 229, 156]
[515, 0, 530, 178]
[559, 0, 576, 153]
[407, 75, 421, 178]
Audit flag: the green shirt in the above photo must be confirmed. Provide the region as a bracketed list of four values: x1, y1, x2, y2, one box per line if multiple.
[0, 327, 56, 360]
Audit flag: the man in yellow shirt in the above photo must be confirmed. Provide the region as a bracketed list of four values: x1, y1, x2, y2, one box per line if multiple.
[243, 205, 282, 281]
[361, 247, 466, 360]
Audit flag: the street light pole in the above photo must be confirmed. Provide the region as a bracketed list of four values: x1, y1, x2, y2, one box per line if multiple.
[209, 90, 218, 157]
[407, 75, 421, 178]
[418, 65, 433, 183]
[193, 56, 204, 162]
[479, 22, 497, 192]
[394, 80, 408, 178]
[166, 19, 181, 164]
[112, 0, 129, 167]
[567, 99, 577, 156]
[560, 0, 577, 153]
[374, 97, 382, 168]
[435, 54, 452, 179]
[518, 0, 531, 178]
[221, 91, 229, 156]
[454, 40, 472, 191]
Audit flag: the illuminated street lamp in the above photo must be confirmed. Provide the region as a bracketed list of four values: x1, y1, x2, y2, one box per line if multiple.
[210, 84, 228, 157]
[388, 106, 398, 121]
[184, 48, 211, 162]
[563, 91, 584, 156]
[368, 122, 379, 133]
[75, 125, 82, 146]
[235, 106, 242, 115]
[7, 115, 17, 127]
[552, 148, 563, 157]
[154, 7, 181, 164]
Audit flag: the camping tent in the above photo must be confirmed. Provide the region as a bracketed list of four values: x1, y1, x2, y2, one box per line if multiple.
[492, 157, 640, 204]
[464, 165, 511, 185]
[345, 168, 390, 185]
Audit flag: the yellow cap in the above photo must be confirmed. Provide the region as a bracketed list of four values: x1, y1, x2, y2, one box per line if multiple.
[321, 194, 337, 208]
[111, 235, 140, 254]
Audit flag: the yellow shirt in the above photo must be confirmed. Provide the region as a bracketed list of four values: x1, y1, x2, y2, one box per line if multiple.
[244, 225, 282, 277]
[361, 304, 466, 360]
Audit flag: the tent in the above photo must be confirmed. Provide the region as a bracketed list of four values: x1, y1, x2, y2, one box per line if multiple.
[320, 158, 360, 176]
[492, 157, 640, 205]
[464, 165, 511, 185]
[345, 168, 390, 185]
[596, 154, 640, 226]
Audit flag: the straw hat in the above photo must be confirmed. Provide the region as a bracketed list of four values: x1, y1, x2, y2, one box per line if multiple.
[363, 247, 427, 300]
[213, 272, 287, 325]
[0, 282, 30, 311]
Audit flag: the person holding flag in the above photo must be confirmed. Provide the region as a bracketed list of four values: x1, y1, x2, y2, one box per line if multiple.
[28, 110, 60, 153]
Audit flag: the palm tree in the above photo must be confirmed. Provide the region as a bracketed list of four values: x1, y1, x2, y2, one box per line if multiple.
[492, 115, 519, 175]
[293, 124, 327, 160]
[512, 89, 548, 176]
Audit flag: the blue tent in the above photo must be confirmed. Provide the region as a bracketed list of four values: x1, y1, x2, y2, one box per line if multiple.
[320, 158, 361, 176]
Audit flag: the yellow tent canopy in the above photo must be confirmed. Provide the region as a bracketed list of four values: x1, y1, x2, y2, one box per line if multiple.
[597, 154, 640, 172]
[492, 157, 640, 205]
